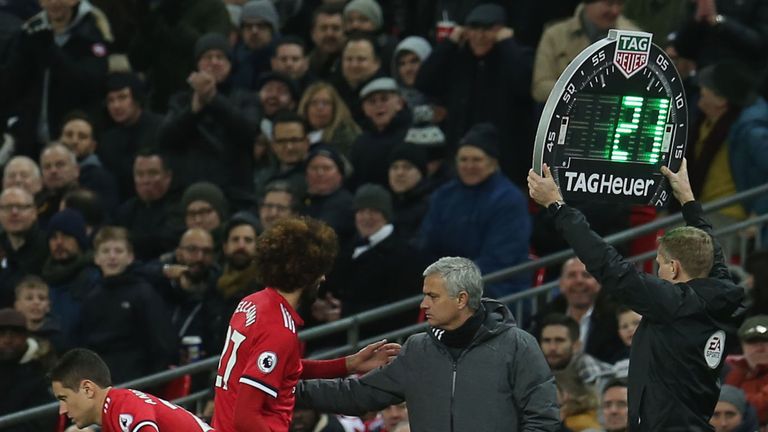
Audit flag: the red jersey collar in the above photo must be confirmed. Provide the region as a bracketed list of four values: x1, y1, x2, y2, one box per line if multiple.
[264, 287, 305, 327]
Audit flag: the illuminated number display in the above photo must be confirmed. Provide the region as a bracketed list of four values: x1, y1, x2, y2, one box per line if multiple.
[533, 30, 688, 206]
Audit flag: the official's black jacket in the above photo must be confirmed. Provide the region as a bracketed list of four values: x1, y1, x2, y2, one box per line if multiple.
[554, 201, 744, 432]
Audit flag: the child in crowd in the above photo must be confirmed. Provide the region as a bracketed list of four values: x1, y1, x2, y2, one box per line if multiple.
[13, 275, 62, 367]
[77, 227, 176, 384]
[612, 306, 642, 378]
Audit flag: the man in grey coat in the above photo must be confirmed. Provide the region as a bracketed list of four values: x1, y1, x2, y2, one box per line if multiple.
[296, 256, 560, 431]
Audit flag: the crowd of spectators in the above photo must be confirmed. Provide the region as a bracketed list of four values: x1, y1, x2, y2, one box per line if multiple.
[0, 0, 767, 430]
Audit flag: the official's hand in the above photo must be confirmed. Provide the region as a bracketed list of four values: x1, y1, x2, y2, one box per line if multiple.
[345, 339, 401, 375]
[448, 26, 465, 44]
[496, 27, 513, 42]
[528, 164, 563, 207]
[660, 158, 695, 205]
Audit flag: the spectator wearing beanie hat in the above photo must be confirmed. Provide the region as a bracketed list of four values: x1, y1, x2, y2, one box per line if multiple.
[231, 0, 280, 90]
[256, 71, 301, 139]
[101, 73, 163, 201]
[129, 0, 230, 112]
[182, 182, 229, 232]
[710, 385, 760, 432]
[388, 145, 430, 242]
[392, 36, 440, 124]
[403, 124, 453, 191]
[40, 209, 100, 348]
[303, 145, 355, 245]
[182, 181, 229, 248]
[343, 0, 398, 76]
[419, 122, 532, 299]
[321, 182, 427, 339]
[157, 31, 260, 209]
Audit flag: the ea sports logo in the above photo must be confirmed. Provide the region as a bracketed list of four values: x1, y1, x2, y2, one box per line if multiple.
[704, 330, 725, 369]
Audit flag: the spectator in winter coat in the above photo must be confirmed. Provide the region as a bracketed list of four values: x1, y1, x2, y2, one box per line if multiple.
[725, 315, 768, 426]
[415, 3, 534, 188]
[347, 78, 411, 191]
[157, 32, 260, 208]
[79, 226, 175, 384]
[419, 123, 531, 298]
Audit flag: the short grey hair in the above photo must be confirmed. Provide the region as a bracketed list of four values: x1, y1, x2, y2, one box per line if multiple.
[423, 257, 483, 310]
[4, 156, 42, 180]
[41, 142, 77, 165]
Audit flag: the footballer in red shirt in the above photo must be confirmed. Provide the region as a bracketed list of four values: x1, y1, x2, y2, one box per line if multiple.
[50, 348, 213, 431]
[213, 217, 400, 432]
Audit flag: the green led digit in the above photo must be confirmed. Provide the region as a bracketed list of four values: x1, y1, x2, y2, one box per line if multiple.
[610, 96, 643, 162]
[642, 98, 670, 164]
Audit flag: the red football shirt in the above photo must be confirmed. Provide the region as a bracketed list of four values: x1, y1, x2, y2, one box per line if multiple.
[213, 288, 304, 432]
[100, 388, 213, 431]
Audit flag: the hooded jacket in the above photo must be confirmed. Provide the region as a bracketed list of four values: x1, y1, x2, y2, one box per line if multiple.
[554, 201, 745, 431]
[297, 299, 560, 431]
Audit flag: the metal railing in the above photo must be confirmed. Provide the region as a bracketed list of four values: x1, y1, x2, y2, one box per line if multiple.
[2, 182, 767, 429]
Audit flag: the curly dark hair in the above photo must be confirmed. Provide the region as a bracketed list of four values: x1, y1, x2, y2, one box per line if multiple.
[255, 217, 338, 292]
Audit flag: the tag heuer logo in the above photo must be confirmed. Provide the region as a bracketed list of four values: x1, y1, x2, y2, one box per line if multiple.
[613, 32, 651, 78]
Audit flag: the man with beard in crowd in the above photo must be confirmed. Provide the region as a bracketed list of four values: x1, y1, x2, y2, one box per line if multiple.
[42, 209, 99, 348]
[205, 212, 260, 354]
[308, 4, 346, 80]
[153, 228, 221, 359]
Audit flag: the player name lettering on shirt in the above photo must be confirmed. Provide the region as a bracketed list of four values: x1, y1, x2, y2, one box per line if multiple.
[129, 389, 157, 405]
[235, 300, 257, 327]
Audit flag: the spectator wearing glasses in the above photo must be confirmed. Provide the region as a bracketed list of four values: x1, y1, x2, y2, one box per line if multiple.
[258, 180, 301, 232]
[257, 110, 310, 199]
[0, 187, 48, 308]
[152, 228, 221, 361]
[181, 182, 229, 248]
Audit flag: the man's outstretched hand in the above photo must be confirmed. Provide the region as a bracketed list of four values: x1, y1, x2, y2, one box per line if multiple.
[660, 158, 695, 205]
[345, 340, 401, 375]
[528, 164, 564, 207]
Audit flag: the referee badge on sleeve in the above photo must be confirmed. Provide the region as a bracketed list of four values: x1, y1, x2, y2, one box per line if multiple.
[258, 351, 277, 373]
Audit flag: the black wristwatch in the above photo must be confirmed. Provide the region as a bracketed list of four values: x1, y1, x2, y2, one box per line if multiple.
[547, 200, 566, 217]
